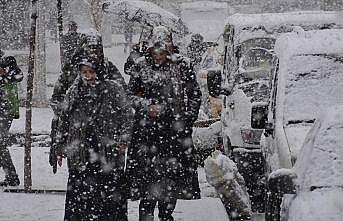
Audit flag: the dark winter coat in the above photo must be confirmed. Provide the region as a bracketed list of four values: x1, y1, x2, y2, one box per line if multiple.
[186, 42, 207, 67]
[0, 56, 23, 118]
[56, 78, 133, 170]
[127, 53, 202, 200]
[56, 78, 133, 220]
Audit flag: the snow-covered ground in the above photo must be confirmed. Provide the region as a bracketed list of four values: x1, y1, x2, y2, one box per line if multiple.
[0, 191, 228, 221]
[0, 144, 228, 221]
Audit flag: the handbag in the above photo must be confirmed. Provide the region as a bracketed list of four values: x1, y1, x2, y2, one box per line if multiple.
[4, 82, 20, 119]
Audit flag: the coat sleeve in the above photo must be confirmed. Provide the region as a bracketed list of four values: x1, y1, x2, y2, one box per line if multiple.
[113, 83, 133, 145]
[127, 61, 151, 113]
[53, 83, 78, 156]
[181, 60, 202, 126]
[50, 65, 75, 115]
[0, 56, 23, 85]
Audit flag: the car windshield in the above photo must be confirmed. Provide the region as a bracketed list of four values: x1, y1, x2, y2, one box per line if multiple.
[238, 80, 270, 103]
[241, 48, 274, 72]
[236, 38, 275, 60]
[284, 54, 343, 124]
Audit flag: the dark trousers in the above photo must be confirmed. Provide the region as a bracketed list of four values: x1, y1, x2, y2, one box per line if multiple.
[64, 163, 128, 221]
[139, 198, 177, 221]
[0, 115, 17, 178]
[138, 180, 177, 221]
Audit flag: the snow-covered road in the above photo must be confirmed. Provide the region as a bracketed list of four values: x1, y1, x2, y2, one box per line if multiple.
[0, 192, 228, 221]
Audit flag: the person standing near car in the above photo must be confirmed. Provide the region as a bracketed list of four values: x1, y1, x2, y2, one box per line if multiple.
[60, 21, 83, 69]
[127, 26, 202, 221]
[186, 33, 206, 70]
[55, 55, 133, 221]
[0, 54, 23, 187]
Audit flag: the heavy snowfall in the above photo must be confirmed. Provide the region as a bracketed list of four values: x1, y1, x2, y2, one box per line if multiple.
[1, 0, 343, 221]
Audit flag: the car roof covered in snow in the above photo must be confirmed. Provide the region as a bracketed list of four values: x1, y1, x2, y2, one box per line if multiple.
[294, 105, 343, 190]
[275, 29, 343, 58]
[225, 11, 343, 44]
[226, 11, 342, 30]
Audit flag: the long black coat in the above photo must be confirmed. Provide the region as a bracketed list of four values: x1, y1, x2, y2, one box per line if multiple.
[56, 78, 133, 220]
[127, 54, 202, 200]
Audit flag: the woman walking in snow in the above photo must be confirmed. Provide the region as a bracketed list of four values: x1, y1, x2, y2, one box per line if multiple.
[55, 55, 133, 221]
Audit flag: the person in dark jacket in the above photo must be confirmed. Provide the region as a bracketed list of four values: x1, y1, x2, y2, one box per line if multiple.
[55, 55, 133, 221]
[60, 21, 83, 68]
[0, 55, 23, 186]
[186, 33, 206, 69]
[49, 32, 127, 172]
[127, 26, 202, 221]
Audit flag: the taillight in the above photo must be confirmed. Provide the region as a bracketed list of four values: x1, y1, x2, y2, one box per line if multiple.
[251, 105, 268, 129]
[241, 129, 263, 145]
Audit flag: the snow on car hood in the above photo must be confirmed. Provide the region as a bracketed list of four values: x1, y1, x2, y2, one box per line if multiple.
[284, 124, 313, 162]
[294, 106, 343, 190]
[286, 188, 343, 221]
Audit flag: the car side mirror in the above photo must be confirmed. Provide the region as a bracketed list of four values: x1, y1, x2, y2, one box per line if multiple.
[207, 69, 232, 97]
[264, 122, 274, 137]
[268, 169, 296, 195]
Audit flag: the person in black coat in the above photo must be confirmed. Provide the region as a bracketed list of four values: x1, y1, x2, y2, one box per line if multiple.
[0, 55, 23, 187]
[55, 55, 133, 221]
[127, 26, 202, 221]
[49, 32, 127, 173]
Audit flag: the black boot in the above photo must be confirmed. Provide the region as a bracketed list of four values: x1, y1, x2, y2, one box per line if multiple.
[0, 174, 20, 186]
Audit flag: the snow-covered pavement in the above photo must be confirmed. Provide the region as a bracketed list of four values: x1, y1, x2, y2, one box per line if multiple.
[0, 145, 229, 221]
[0, 191, 228, 221]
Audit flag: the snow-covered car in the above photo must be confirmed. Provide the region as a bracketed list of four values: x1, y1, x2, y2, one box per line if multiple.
[261, 29, 343, 221]
[267, 105, 343, 221]
[220, 10, 343, 153]
[208, 11, 343, 213]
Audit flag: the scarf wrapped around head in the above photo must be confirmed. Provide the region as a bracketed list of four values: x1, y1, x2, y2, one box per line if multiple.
[148, 26, 174, 55]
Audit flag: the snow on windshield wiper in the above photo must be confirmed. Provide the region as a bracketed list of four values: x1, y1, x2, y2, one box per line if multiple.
[287, 119, 315, 125]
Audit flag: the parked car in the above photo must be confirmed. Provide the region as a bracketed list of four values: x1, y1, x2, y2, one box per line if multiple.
[261, 29, 343, 221]
[208, 11, 343, 212]
[268, 105, 343, 221]
[219, 10, 343, 154]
